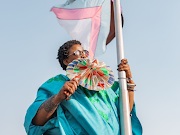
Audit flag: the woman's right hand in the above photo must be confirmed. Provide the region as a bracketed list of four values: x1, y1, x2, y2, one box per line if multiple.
[57, 78, 78, 101]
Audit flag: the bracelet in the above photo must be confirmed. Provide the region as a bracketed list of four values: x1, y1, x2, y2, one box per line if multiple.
[127, 83, 136, 86]
[127, 83, 136, 91]
[127, 88, 136, 91]
[128, 77, 133, 81]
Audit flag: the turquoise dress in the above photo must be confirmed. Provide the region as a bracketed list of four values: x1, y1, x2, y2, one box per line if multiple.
[24, 74, 142, 135]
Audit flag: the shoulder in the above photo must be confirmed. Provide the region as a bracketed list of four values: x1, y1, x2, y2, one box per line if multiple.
[45, 74, 69, 83]
[38, 74, 70, 95]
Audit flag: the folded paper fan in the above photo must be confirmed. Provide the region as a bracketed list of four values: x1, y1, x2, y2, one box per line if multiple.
[66, 58, 115, 91]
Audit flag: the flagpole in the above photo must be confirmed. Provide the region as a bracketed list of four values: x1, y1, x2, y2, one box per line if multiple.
[113, 0, 132, 135]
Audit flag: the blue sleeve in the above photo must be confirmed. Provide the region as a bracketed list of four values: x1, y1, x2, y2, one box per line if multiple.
[111, 81, 143, 135]
[24, 74, 69, 135]
[24, 88, 51, 135]
[131, 104, 143, 135]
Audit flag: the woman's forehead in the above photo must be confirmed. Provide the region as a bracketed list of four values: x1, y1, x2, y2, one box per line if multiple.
[69, 44, 83, 52]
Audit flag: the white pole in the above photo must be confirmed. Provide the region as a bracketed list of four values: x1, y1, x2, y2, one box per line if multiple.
[113, 0, 132, 135]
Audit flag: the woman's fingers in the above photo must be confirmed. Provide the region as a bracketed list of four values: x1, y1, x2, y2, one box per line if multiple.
[118, 63, 130, 71]
[65, 80, 77, 100]
[118, 59, 128, 66]
[66, 83, 76, 94]
[69, 80, 78, 90]
[122, 64, 130, 70]
[72, 78, 78, 84]
[121, 59, 128, 64]
[64, 91, 71, 100]
[63, 79, 78, 98]
[64, 91, 70, 96]
[118, 59, 132, 79]
[58, 79, 79, 101]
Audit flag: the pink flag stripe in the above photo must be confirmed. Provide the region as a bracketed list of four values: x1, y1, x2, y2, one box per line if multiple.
[89, 7, 101, 58]
[51, 6, 102, 58]
[51, 7, 101, 20]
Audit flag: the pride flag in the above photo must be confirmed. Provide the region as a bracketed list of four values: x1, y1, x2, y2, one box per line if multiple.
[51, 0, 112, 58]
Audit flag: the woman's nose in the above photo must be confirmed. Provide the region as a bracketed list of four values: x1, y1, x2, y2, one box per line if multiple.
[81, 53, 86, 58]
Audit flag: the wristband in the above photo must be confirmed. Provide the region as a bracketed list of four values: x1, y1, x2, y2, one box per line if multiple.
[128, 77, 133, 81]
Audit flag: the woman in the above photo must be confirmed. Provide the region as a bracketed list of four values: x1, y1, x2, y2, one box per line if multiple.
[24, 40, 142, 135]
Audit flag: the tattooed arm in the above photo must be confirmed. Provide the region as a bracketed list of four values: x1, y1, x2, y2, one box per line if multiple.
[32, 79, 78, 126]
[32, 94, 62, 126]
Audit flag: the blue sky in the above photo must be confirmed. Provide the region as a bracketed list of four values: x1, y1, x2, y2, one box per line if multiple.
[0, 0, 180, 135]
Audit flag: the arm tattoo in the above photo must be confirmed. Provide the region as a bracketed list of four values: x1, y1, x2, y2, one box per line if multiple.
[39, 95, 59, 113]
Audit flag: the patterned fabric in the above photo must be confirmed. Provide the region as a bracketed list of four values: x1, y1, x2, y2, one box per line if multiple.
[24, 74, 143, 135]
[79, 85, 113, 122]
[66, 58, 115, 91]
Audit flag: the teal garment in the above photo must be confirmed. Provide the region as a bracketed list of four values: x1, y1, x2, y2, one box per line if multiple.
[24, 74, 142, 135]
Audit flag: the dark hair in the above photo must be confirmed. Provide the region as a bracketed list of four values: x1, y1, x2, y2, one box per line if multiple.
[57, 40, 81, 70]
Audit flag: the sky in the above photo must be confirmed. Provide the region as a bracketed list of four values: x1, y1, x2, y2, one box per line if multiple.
[0, 0, 180, 135]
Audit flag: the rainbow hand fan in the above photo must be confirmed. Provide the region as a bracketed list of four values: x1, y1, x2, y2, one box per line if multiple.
[66, 58, 115, 91]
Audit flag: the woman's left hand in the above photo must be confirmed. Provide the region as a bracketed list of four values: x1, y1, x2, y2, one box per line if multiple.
[117, 59, 132, 79]
[118, 59, 134, 112]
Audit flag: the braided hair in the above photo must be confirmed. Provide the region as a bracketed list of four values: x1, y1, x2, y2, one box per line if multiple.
[57, 40, 81, 70]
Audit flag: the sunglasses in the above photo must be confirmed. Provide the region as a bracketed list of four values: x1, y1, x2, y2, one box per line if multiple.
[68, 50, 89, 57]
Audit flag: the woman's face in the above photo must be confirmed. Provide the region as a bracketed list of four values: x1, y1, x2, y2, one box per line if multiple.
[63, 44, 87, 66]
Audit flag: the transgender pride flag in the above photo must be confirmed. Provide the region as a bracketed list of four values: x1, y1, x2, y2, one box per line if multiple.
[51, 0, 111, 58]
